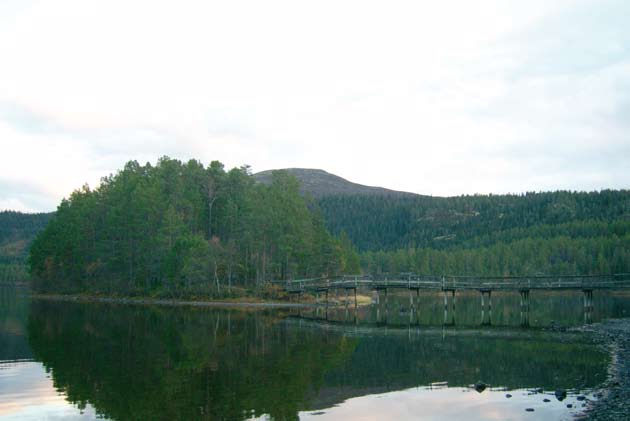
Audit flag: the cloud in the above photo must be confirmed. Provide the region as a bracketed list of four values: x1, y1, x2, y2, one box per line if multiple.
[0, 0, 629, 211]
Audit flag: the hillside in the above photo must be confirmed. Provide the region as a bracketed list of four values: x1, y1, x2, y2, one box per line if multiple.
[254, 168, 417, 198]
[0, 211, 53, 282]
[315, 191, 630, 276]
[4, 166, 630, 281]
[317, 190, 630, 251]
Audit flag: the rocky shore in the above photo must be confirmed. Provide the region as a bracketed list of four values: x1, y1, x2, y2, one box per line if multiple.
[578, 318, 630, 420]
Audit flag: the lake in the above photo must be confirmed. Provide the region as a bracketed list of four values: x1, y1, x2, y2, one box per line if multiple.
[2, 286, 630, 420]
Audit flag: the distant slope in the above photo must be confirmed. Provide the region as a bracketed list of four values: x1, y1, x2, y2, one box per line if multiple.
[0, 211, 53, 282]
[317, 190, 630, 252]
[253, 168, 417, 198]
[255, 169, 630, 257]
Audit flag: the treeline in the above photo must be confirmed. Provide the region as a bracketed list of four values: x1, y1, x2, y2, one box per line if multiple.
[29, 157, 359, 295]
[318, 190, 630, 251]
[362, 233, 630, 276]
[316, 190, 630, 276]
[0, 211, 52, 282]
[0, 211, 53, 245]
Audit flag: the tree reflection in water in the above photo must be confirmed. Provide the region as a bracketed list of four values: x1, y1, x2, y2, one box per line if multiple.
[28, 300, 608, 420]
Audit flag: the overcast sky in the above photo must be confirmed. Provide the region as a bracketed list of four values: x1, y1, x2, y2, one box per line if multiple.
[1, 0, 629, 212]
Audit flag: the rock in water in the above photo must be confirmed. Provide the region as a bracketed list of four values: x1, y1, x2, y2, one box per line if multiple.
[555, 389, 567, 401]
[474, 382, 487, 393]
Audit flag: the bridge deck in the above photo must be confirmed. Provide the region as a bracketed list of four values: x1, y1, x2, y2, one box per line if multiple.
[279, 274, 630, 294]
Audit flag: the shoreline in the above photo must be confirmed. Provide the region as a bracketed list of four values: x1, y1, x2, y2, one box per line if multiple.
[577, 318, 630, 420]
[31, 293, 315, 309]
[31, 291, 374, 309]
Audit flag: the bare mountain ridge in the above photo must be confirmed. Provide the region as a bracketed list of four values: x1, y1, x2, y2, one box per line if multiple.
[253, 168, 418, 197]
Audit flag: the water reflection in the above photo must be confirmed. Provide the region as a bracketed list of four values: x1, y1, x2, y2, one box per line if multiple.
[2, 286, 628, 420]
[0, 287, 31, 361]
[302, 290, 630, 327]
[297, 387, 594, 421]
[0, 360, 99, 420]
[23, 298, 609, 420]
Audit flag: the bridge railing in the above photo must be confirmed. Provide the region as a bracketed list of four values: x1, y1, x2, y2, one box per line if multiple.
[272, 273, 630, 292]
[441, 274, 627, 290]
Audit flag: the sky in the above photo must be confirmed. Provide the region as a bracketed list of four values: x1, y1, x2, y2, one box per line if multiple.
[0, 0, 629, 212]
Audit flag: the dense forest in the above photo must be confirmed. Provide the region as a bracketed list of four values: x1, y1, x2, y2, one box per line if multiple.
[316, 191, 630, 276]
[318, 191, 630, 251]
[0, 211, 53, 283]
[8, 164, 630, 291]
[28, 158, 360, 296]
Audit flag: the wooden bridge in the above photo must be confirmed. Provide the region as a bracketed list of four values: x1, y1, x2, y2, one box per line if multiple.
[276, 273, 630, 294]
[273, 273, 630, 326]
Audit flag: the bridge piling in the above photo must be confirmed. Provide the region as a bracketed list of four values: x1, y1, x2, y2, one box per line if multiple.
[481, 291, 486, 325]
[583, 289, 594, 324]
[489, 291, 492, 322]
[480, 290, 492, 325]
[385, 288, 389, 323]
[442, 289, 456, 326]
[520, 290, 530, 327]
[416, 289, 420, 325]
[443, 291, 447, 312]
[452, 289, 456, 313]
[583, 289, 593, 311]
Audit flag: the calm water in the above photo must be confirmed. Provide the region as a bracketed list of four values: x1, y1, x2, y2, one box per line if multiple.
[2, 287, 630, 420]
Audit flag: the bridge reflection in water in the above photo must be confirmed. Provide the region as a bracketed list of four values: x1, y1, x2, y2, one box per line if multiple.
[278, 273, 630, 328]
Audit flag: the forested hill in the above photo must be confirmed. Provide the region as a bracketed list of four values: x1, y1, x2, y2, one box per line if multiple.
[316, 190, 630, 276]
[29, 158, 360, 295]
[8, 165, 630, 285]
[0, 211, 53, 282]
[317, 190, 630, 251]
[254, 168, 416, 197]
